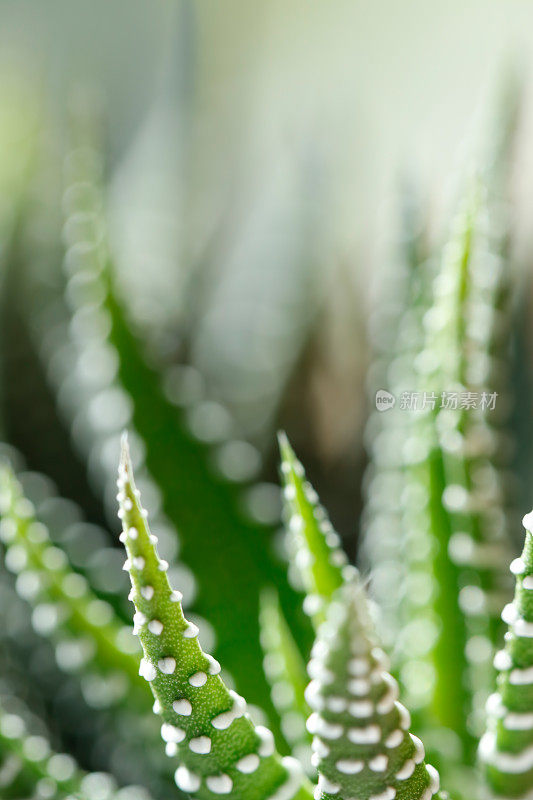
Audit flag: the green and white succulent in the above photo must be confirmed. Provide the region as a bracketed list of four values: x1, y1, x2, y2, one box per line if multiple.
[0, 61, 531, 800]
[0, 693, 152, 800]
[480, 510, 533, 797]
[306, 581, 442, 800]
[112, 433, 445, 800]
[117, 434, 313, 800]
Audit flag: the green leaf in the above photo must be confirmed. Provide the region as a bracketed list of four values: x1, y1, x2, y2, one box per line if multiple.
[480, 511, 533, 797]
[0, 458, 185, 792]
[21, 138, 310, 729]
[259, 588, 311, 768]
[117, 434, 313, 800]
[308, 579, 443, 800]
[419, 182, 514, 740]
[438, 185, 515, 649]
[278, 432, 351, 627]
[363, 155, 517, 790]
[105, 276, 306, 720]
[402, 325, 471, 738]
[0, 462, 147, 707]
[0, 693, 152, 800]
[359, 183, 436, 652]
[388, 189, 500, 765]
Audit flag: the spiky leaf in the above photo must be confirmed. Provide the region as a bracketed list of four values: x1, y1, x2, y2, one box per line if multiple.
[260, 588, 311, 768]
[0, 462, 146, 706]
[308, 580, 442, 800]
[480, 510, 533, 797]
[278, 433, 350, 627]
[21, 139, 310, 726]
[117, 435, 313, 800]
[393, 189, 492, 760]
[0, 693, 152, 800]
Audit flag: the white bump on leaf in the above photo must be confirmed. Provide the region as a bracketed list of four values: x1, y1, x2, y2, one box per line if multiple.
[161, 724, 186, 743]
[189, 736, 211, 754]
[175, 766, 200, 793]
[206, 655, 221, 675]
[173, 699, 192, 716]
[139, 658, 156, 681]
[256, 726, 275, 756]
[236, 754, 260, 774]
[158, 657, 176, 675]
[206, 774, 233, 794]
[189, 671, 207, 687]
[148, 620, 163, 635]
[182, 622, 199, 639]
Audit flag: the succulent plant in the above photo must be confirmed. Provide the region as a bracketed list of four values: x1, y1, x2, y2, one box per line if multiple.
[0, 693, 153, 800]
[0, 459, 182, 794]
[0, 61, 531, 800]
[7, 132, 310, 739]
[306, 581, 443, 800]
[259, 588, 311, 770]
[0, 463, 146, 705]
[360, 177, 517, 799]
[480, 510, 533, 797]
[278, 431, 350, 628]
[117, 433, 313, 800]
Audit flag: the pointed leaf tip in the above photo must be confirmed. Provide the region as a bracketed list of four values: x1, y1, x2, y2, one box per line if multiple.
[277, 429, 289, 449]
[116, 450, 313, 800]
[120, 429, 132, 475]
[278, 437, 347, 624]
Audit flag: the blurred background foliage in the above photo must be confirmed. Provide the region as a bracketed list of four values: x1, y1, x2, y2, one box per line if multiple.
[4, 2, 533, 511]
[3, 0, 533, 529]
[2, 2, 533, 799]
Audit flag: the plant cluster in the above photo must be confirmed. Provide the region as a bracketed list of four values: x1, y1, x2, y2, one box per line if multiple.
[0, 72, 531, 800]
